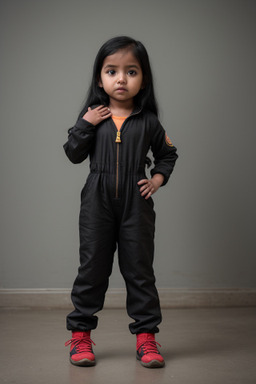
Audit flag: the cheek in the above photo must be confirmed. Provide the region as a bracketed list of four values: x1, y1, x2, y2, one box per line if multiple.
[100, 77, 110, 89]
[135, 78, 144, 91]
[98, 72, 104, 87]
[98, 74, 105, 88]
[135, 75, 144, 88]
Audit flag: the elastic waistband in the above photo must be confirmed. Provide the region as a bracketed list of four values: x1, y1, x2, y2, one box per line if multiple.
[90, 163, 145, 175]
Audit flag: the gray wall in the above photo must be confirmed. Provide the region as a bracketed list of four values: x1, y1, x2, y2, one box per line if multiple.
[1, 0, 256, 289]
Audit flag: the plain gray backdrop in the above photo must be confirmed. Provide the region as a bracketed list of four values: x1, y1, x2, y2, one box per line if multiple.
[1, 0, 256, 289]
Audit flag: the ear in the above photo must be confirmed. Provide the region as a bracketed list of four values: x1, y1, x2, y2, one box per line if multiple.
[98, 77, 103, 88]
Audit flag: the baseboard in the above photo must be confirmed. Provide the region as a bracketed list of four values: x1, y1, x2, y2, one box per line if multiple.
[0, 288, 256, 309]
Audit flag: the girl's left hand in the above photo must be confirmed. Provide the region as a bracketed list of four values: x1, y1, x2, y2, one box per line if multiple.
[137, 174, 164, 200]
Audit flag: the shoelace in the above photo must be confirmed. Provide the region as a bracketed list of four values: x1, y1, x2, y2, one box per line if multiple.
[137, 340, 161, 354]
[65, 337, 96, 353]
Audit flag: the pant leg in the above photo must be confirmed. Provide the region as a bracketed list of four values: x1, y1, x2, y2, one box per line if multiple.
[118, 187, 162, 334]
[67, 174, 117, 331]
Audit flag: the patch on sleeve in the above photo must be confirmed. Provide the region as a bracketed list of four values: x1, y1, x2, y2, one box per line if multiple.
[165, 133, 174, 147]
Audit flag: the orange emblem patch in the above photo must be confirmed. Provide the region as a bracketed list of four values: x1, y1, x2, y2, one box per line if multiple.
[165, 133, 174, 147]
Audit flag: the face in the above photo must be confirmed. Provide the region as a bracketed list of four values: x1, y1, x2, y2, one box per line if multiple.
[99, 49, 144, 106]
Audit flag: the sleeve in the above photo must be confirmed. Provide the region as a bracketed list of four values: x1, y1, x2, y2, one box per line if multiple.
[63, 118, 96, 164]
[150, 119, 178, 186]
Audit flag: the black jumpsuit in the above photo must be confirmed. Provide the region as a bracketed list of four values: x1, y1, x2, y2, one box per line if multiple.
[64, 106, 178, 334]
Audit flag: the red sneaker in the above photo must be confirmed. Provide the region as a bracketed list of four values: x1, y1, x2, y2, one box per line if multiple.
[136, 333, 165, 368]
[65, 331, 96, 366]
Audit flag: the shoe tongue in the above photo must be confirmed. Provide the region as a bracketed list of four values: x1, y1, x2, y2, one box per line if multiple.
[73, 331, 90, 338]
[145, 333, 155, 340]
[139, 333, 155, 341]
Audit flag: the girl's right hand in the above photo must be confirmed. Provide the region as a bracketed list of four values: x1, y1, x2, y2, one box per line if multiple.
[82, 105, 112, 126]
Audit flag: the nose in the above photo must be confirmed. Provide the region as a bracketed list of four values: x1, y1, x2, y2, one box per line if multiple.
[117, 72, 126, 84]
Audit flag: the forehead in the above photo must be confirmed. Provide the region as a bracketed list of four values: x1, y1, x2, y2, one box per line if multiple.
[102, 49, 141, 68]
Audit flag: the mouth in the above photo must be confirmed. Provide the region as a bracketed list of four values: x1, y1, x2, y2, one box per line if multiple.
[116, 87, 128, 92]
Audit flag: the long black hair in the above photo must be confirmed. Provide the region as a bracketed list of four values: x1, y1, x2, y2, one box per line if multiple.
[78, 36, 158, 119]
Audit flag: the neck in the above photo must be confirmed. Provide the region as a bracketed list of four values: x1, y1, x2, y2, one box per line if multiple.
[108, 99, 134, 117]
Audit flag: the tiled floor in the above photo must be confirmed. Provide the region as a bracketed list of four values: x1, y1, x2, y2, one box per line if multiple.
[0, 307, 256, 384]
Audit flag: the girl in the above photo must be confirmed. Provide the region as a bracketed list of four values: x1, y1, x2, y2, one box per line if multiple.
[64, 36, 178, 368]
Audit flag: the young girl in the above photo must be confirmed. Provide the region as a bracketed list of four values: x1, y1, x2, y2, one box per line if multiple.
[64, 36, 178, 368]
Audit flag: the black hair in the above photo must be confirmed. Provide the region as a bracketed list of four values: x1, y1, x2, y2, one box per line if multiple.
[78, 36, 158, 119]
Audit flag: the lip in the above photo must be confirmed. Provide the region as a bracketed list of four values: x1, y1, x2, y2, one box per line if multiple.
[116, 87, 128, 92]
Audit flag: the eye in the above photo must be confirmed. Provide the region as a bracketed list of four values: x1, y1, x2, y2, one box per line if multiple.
[107, 70, 116, 75]
[128, 70, 137, 76]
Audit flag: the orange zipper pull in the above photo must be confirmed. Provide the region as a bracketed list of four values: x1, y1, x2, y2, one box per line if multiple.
[115, 131, 121, 143]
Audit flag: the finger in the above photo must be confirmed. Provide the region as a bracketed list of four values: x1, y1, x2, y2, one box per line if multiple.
[97, 107, 110, 116]
[144, 190, 152, 200]
[101, 112, 112, 119]
[140, 182, 153, 191]
[140, 186, 150, 195]
[94, 105, 105, 113]
[101, 108, 111, 115]
[100, 106, 111, 112]
[142, 185, 155, 196]
[137, 179, 148, 185]
[141, 186, 151, 196]
[139, 184, 148, 192]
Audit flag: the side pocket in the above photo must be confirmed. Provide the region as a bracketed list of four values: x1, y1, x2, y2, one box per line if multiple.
[80, 174, 94, 200]
[136, 182, 155, 209]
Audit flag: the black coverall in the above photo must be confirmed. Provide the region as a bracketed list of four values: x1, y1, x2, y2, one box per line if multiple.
[64, 106, 178, 334]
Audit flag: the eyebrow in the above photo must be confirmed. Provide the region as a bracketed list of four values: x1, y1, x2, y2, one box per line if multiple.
[103, 64, 140, 70]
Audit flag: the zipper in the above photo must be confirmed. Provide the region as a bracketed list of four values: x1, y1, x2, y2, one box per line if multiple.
[115, 143, 120, 198]
[113, 109, 142, 198]
[115, 131, 121, 143]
